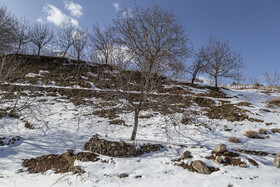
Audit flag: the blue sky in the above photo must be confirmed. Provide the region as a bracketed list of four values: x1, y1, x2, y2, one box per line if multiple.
[0, 0, 280, 82]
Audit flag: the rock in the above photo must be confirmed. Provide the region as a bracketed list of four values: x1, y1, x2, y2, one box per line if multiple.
[273, 154, 280, 168]
[215, 156, 222, 164]
[191, 160, 211, 175]
[213, 144, 227, 153]
[181, 151, 191, 159]
[119, 173, 129, 178]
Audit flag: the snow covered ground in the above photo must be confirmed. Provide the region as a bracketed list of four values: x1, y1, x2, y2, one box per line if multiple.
[1, 84, 280, 187]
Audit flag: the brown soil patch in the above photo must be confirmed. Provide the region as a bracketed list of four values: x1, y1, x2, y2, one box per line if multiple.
[236, 102, 252, 107]
[233, 149, 276, 156]
[194, 97, 215, 107]
[22, 150, 99, 174]
[84, 134, 163, 158]
[205, 104, 249, 122]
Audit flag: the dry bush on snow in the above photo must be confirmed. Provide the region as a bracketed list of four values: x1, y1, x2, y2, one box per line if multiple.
[244, 130, 262, 139]
[271, 128, 280, 133]
[228, 137, 241, 143]
[266, 96, 280, 108]
[258, 128, 267, 134]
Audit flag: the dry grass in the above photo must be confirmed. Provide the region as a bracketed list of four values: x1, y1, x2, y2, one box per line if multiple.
[266, 96, 280, 108]
[244, 130, 263, 139]
[228, 137, 241, 143]
[109, 119, 126, 126]
[258, 128, 267, 134]
[271, 128, 280, 133]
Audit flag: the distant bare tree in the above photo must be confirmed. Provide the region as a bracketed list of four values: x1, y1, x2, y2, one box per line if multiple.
[89, 24, 115, 64]
[0, 6, 17, 54]
[57, 23, 77, 58]
[72, 29, 88, 61]
[30, 23, 54, 55]
[232, 70, 245, 85]
[201, 37, 243, 87]
[263, 70, 280, 90]
[111, 4, 190, 140]
[14, 17, 31, 54]
[189, 50, 208, 84]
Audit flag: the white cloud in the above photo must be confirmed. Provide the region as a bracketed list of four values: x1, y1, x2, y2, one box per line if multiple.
[113, 3, 120, 11]
[36, 18, 44, 24]
[43, 4, 78, 27]
[64, 1, 83, 18]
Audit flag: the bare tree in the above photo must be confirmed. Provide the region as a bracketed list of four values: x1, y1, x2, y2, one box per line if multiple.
[263, 70, 280, 90]
[232, 70, 245, 85]
[14, 17, 31, 54]
[89, 24, 115, 64]
[110, 4, 190, 140]
[57, 23, 77, 58]
[0, 6, 17, 54]
[72, 29, 88, 61]
[189, 49, 208, 84]
[200, 37, 243, 87]
[30, 23, 54, 55]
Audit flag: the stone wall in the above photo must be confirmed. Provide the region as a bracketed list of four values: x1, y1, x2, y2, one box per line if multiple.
[84, 134, 163, 157]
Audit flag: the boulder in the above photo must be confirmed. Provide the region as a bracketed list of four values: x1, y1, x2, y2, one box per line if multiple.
[213, 144, 227, 153]
[181, 151, 191, 159]
[119, 173, 129, 178]
[273, 154, 280, 168]
[191, 160, 211, 175]
[215, 156, 222, 164]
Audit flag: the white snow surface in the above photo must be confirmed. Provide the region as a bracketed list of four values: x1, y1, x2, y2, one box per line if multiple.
[0, 86, 280, 187]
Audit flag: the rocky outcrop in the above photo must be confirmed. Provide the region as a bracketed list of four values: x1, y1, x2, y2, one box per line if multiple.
[213, 144, 227, 153]
[84, 134, 163, 157]
[191, 160, 211, 175]
[181, 151, 192, 159]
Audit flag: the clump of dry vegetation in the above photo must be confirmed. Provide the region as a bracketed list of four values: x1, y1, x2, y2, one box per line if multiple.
[271, 128, 280, 133]
[266, 96, 280, 108]
[236, 102, 252, 107]
[258, 128, 267, 134]
[229, 137, 241, 143]
[244, 130, 263, 139]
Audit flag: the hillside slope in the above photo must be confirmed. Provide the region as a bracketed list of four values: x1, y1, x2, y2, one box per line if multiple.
[0, 55, 280, 187]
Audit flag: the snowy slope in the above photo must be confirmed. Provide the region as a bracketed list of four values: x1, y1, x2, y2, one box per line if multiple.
[1, 69, 280, 187]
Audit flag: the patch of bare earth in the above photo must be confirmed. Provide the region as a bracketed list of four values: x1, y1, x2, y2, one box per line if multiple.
[22, 150, 99, 174]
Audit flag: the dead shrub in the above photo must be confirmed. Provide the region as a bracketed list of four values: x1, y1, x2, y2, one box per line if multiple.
[258, 128, 267, 134]
[109, 119, 126, 126]
[236, 102, 252, 107]
[266, 96, 280, 108]
[271, 128, 280, 133]
[228, 137, 241, 143]
[244, 130, 263, 139]
[139, 114, 154, 119]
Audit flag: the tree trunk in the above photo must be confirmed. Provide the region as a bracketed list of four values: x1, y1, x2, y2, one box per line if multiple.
[215, 76, 218, 87]
[37, 47, 41, 56]
[130, 109, 139, 140]
[191, 72, 197, 84]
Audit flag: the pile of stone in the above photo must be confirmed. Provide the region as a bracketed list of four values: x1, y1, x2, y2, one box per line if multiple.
[84, 134, 163, 157]
[206, 144, 247, 167]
